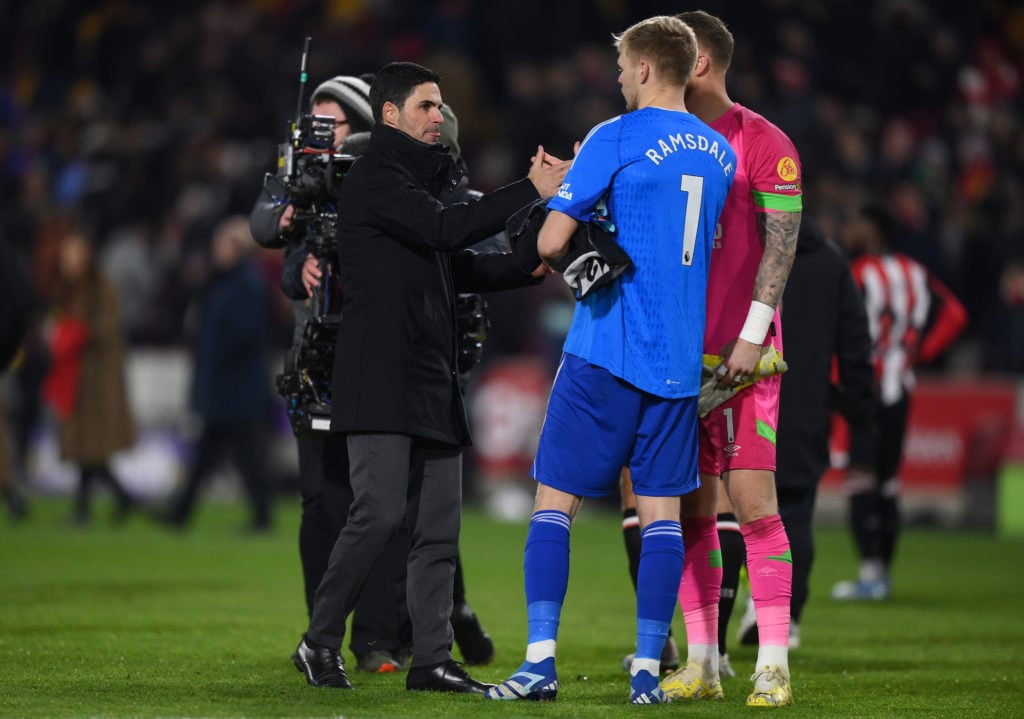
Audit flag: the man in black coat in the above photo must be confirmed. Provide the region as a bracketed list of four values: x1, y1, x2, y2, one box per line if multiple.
[250, 76, 410, 671]
[291, 61, 569, 694]
[774, 217, 875, 627]
[727, 216, 875, 659]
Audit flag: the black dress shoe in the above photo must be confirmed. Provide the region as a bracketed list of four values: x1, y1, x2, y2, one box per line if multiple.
[406, 659, 494, 694]
[292, 636, 353, 689]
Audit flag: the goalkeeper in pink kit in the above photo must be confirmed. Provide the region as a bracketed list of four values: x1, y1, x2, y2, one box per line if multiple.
[650, 9, 802, 707]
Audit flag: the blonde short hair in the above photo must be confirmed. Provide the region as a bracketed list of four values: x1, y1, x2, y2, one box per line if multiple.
[613, 15, 698, 87]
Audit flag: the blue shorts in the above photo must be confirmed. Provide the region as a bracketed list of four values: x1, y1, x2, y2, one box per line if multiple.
[532, 353, 700, 498]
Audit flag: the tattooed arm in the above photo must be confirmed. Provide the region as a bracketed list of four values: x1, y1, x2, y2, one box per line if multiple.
[715, 210, 801, 387]
[753, 211, 800, 307]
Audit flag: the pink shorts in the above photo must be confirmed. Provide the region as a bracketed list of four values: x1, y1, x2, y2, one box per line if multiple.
[698, 374, 780, 476]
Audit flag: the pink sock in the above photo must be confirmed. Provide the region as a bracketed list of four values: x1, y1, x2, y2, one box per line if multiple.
[741, 514, 792, 647]
[679, 516, 722, 645]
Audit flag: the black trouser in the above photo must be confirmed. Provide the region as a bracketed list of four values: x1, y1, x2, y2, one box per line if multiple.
[307, 433, 461, 669]
[847, 394, 909, 568]
[296, 437, 333, 617]
[73, 463, 132, 519]
[170, 421, 270, 528]
[315, 434, 411, 658]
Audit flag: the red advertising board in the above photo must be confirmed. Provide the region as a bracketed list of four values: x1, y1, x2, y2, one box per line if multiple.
[823, 378, 1019, 490]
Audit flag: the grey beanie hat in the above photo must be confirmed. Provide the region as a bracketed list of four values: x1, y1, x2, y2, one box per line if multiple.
[439, 103, 461, 160]
[312, 75, 373, 133]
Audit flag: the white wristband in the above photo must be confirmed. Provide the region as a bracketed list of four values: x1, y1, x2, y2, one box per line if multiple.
[738, 301, 774, 345]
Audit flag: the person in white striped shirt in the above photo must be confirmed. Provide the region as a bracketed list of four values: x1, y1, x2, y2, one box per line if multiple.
[832, 202, 967, 601]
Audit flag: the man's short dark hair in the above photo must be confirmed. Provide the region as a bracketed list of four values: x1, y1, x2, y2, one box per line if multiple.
[676, 10, 734, 71]
[859, 202, 897, 248]
[369, 62, 442, 123]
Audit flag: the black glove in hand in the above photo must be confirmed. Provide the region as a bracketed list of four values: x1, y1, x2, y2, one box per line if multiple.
[506, 199, 548, 273]
[558, 222, 632, 300]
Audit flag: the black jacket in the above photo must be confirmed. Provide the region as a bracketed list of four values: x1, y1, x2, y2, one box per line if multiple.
[190, 261, 271, 423]
[776, 218, 875, 488]
[330, 124, 539, 446]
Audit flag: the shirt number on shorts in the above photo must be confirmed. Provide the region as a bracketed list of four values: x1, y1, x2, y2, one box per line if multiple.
[723, 407, 736, 443]
[680, 174, 705, 266]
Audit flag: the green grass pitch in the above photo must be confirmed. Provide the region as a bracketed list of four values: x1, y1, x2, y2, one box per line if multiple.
[1, 496, 1022, 718]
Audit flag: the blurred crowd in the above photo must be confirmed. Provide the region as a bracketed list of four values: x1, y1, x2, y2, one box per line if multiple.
[1, 0, 1022, 371]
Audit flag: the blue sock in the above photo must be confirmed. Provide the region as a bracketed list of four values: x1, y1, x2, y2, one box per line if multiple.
[524, 510, 571, 644]
[635, 519, 683, 661]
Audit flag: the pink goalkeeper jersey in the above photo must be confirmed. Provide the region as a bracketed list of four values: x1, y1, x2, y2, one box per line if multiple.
[704, 103, 802, 354]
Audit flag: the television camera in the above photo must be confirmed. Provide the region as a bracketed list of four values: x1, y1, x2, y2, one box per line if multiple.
[274, 38, 355, 438]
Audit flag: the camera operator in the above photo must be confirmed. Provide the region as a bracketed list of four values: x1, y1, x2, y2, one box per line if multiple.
[251, 74, 374, 257]
[290, 61, 568, 694]
[249, 76, 408, 660]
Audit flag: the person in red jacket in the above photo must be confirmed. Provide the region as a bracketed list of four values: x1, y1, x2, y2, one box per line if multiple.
[832, 203, 967, 600]
[42, 228, 138, 525]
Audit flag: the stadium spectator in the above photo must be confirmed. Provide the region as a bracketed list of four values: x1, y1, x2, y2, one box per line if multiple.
[161, 216, 274, 533]
[0, 3, 1014, 371]
[41, 226, 138, 525]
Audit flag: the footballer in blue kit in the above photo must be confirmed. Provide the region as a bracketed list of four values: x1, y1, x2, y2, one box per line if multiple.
[548, 109, 735, 401]
[536, 93, 735, 501]
[486, 15, 736, 706]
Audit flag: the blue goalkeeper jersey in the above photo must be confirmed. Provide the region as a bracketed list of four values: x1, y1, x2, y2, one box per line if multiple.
[547, 107, 736, 398]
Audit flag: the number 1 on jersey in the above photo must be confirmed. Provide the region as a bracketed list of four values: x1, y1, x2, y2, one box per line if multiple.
[680, 174, 704, 266]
